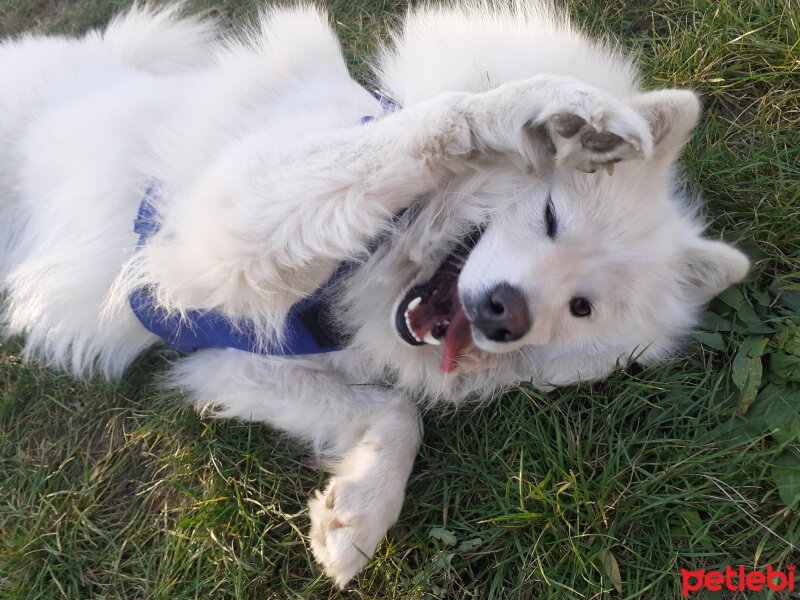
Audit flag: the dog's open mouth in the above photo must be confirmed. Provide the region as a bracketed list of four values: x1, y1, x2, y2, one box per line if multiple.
[395, 228, 483, 373]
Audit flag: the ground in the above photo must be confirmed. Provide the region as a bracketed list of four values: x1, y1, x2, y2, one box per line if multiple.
[1, 0, 799, 599]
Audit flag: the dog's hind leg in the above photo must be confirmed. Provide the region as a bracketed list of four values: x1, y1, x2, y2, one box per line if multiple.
[168, 350, 421, 586]
[307, 401, 420, 587]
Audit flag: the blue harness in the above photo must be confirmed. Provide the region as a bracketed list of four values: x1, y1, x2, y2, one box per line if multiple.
[130, 91, 400, 356]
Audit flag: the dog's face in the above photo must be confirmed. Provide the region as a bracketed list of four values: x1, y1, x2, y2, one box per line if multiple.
[392, 92, 749, 384]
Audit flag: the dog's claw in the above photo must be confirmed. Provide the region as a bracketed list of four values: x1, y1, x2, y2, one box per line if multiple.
[325, 484, 337, 509]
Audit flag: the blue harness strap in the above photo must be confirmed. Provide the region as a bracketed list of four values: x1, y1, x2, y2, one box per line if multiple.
[129, 91, 402, 356]
[129, 285, 346, 354]
[361, 90, 400, 124]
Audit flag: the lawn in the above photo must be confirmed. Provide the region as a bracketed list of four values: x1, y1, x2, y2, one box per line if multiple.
[1, 0, 798, 598]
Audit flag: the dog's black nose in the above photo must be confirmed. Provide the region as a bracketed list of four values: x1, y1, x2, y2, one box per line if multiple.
[472, 283, 531, 342]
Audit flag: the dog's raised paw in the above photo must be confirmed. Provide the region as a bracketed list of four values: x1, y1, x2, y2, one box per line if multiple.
[539, 88, 653, 173]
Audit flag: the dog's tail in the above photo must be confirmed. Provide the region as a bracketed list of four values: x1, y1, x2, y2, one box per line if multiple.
[250, 5, 350, 77]
[98, 2, 216, 74]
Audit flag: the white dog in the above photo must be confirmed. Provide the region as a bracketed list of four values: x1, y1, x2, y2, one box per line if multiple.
[0, 0, 748, 585]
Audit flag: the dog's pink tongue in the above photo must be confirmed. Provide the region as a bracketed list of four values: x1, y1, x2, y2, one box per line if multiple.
[439, 305, 473, 373]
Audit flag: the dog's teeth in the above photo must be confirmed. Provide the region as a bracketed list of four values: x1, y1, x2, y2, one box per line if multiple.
[605, 163, 615, 176]
[424, 333, 441, 345]
[407, 296, 422, 311]
[405, 312, 423, 342]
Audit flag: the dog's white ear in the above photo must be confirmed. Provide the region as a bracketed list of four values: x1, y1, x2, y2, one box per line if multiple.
[679, 237, 750, 302]
[631, 89, 700, 159]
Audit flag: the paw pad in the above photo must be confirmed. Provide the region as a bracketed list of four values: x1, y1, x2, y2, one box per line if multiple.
[544, 107, 647, 173]
[552, 113, 586, 138]
[582, 130, 623, 153]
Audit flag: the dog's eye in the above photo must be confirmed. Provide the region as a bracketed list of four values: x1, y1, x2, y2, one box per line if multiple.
[545, 197, 557, 239]
[569, 297, 592, 317]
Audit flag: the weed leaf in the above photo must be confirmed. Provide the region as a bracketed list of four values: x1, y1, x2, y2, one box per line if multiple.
[428, 528, 457, 546]
[772, 449, 800, 508]
[731, 336, 768, 412]
[693, 332, 727, 351]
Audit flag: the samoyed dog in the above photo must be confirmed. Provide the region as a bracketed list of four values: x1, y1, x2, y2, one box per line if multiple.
[0, 0, 748, 585]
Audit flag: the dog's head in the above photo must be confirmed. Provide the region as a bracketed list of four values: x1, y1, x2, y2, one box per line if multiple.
[390, 90, 749, 387]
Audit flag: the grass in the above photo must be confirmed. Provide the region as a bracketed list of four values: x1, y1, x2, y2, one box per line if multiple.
[1, 0, 798, 598]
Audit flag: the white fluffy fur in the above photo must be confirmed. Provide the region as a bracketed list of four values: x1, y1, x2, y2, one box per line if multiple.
[0, 0, 748, 586]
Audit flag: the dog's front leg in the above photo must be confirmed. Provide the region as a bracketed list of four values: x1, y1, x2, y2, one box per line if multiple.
[146, 76, 652, 330]
[143, 98, 480, 326]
